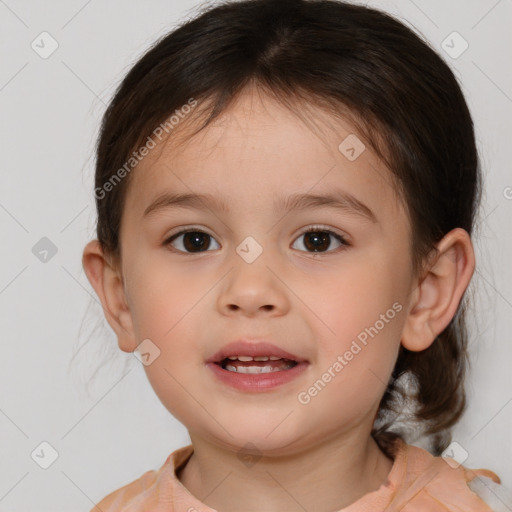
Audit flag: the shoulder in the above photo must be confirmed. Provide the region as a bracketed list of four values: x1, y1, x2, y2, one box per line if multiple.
[467, 473, 512, 512]
[90, 445, 195, 512]
[91, 469, 158, 511]
[388, 439, 510, 511]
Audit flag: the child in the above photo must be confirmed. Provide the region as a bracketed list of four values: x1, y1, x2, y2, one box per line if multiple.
[82, 0, 511, 510]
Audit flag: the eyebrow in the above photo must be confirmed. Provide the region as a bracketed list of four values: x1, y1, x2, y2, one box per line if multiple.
[143, 190, 377, 223]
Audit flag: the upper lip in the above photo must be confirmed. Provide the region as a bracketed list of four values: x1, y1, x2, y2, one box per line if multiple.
[206, 340, 307, 364]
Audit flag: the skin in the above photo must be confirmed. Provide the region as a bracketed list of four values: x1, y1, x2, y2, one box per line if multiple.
[83, 85, 475, 511]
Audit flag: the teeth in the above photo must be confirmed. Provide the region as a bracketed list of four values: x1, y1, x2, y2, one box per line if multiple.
[225, 364, 294, 374]
[224, 355, 284, 361]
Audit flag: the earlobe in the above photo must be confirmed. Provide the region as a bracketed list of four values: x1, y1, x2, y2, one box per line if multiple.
[82, 240, 138, 353]
[401, 228, 475, 352]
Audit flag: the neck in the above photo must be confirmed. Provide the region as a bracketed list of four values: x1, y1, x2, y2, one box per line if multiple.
[177, 430, 394, 512]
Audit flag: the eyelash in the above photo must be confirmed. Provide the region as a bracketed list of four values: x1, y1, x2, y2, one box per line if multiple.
[163, 225, 350, 255]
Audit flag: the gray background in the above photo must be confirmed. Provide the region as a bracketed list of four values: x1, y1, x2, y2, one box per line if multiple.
[0, 0, 511, 510]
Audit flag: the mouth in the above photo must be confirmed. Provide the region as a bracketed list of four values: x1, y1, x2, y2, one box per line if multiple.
[206, 340, 308, 374]
[216, 355, 298, 374]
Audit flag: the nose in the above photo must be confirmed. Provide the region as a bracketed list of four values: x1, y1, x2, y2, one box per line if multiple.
[217, 250, 290, 318]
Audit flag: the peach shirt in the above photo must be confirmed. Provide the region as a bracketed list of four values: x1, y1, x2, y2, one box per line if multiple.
[91, 438, 509, 511]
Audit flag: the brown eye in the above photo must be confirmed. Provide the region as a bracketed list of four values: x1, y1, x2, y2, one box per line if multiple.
[166, 230, 220, 253]
[292, 229, 347, 253]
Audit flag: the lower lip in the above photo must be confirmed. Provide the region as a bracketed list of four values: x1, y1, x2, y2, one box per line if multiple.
[206, 361, 309, 392]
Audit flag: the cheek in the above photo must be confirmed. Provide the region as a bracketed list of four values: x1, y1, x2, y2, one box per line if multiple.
[313, 261, 404, 343]
[125, 260, 210, 412]
[300, 284, 404, 423]
[133, 297, 207, 429]
[303, 258, 406, 401]
[126, 254, 211, 340]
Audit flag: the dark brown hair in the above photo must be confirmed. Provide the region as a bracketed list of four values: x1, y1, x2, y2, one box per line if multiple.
[91, 0, 482, 457]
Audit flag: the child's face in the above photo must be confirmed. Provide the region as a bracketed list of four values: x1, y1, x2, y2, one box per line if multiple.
[117, 89, 417, 454]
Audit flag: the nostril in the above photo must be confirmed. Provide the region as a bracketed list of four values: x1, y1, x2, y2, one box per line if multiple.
[225, 304, 274, 312]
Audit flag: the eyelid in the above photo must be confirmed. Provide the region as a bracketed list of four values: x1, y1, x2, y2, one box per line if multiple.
[164, 226, 220, 255]
[163, 224, 350, 255]
[163, 225, 349, 243]
[296, 224, 349, 241]
[164, 224, 215, 240]
[292, 224, 350, 253]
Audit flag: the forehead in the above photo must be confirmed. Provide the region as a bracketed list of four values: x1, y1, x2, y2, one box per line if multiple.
[124, 88, 406, 228]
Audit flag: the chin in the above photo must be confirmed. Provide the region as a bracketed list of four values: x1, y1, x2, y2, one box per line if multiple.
[207, 424, 309, 456]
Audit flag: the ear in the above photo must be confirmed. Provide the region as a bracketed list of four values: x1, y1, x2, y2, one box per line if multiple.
[401, 228, 475, 352]
[82, 240, 138, 353]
